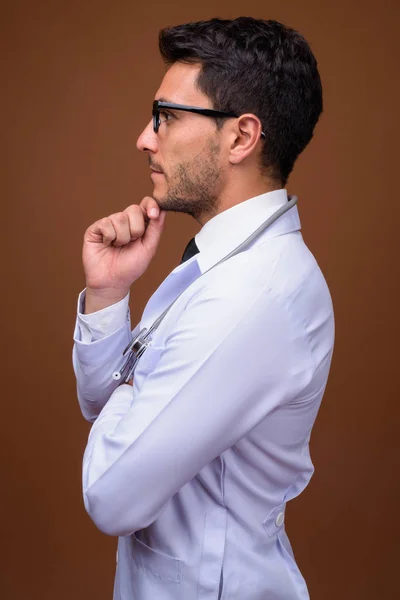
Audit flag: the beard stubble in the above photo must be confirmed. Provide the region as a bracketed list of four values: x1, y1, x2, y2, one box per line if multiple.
[154, 137, 222, 221]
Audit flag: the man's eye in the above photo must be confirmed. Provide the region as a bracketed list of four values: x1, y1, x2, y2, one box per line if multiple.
[159, 111, 173, 123]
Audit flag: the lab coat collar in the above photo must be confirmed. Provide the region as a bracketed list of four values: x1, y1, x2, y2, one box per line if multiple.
[141, 190, 300, 330]
[179, 189, 301, 274]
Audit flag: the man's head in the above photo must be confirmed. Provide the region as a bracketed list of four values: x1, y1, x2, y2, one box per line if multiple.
[136, 17, 323, 222]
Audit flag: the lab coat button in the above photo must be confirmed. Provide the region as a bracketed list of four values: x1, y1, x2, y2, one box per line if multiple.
[275, 512, 284, 527]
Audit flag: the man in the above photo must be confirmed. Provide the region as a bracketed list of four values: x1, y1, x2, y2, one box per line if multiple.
[73, 17, 334, 600]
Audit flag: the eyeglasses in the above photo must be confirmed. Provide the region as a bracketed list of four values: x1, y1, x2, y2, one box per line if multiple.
[152, 100, 266, 139]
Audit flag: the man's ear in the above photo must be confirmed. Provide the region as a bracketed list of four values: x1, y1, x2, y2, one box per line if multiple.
[228, 114, 264, 165]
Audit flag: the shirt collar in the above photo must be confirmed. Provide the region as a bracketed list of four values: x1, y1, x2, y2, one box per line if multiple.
[190, 189, 301, 273]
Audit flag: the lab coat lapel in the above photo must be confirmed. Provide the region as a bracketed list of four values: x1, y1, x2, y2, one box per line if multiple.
[140, 204, 301, 328]
[140, 258, 201, 329]
[196, 203, 302, 274]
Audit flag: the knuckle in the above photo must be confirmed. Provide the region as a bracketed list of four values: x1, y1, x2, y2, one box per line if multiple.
[109, 212, 126, 224]
[142, 198, 157, 213]
[97, 216, 111, 229]
[126, 206, 145, 229]
[130, 224, 145, 241]
[125, 204, 142, 216]
[131, 224, 145, 240]
[109, 215, 128, 235]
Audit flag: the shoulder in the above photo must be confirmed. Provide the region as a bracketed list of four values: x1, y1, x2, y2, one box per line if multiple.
[184, 232, 334, 364]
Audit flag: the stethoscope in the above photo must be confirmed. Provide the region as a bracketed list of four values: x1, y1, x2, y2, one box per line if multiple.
[112, 195, 298, 384]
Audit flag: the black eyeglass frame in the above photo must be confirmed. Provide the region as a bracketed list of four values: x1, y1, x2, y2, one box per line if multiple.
[152, 100, 266, 139]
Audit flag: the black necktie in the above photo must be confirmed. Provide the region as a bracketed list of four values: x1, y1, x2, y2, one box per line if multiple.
[179, 237, 200, 264]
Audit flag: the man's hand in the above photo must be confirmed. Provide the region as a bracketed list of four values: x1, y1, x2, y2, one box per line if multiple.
[82, 197, 166, 313]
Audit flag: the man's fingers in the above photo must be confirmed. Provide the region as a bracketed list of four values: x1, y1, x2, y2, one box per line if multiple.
[124, 197, 166, 254]
[120, 205, 146, 243]
[139, 196, 161, 220]
[86, 218, 117, 246]
[141, 209, 166, 254]
[87, 198, 164, 252]
[108, 212, 133, 247]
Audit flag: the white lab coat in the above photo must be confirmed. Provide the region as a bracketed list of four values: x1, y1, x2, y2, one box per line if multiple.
[73, 189, 335, 599]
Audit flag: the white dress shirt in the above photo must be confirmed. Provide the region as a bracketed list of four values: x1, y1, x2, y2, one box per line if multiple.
[73, 189, 335, 599]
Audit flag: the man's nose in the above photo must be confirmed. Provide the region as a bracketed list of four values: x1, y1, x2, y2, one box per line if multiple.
[136, 120, 158, 153]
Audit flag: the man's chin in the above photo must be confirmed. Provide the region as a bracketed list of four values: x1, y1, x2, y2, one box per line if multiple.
[151, 192, 169, 211]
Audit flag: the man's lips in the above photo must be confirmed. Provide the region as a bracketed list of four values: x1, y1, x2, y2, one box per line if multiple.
[149, 164, 163, 173]
[150, 168, 164, 176]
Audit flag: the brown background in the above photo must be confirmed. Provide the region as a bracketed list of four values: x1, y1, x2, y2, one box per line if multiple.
[1, 0, 399, 598]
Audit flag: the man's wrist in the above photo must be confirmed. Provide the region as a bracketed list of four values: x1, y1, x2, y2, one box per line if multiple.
[84, 287, 130, 314]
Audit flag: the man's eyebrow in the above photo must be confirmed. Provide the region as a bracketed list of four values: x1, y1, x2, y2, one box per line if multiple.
[156, 96, 175, 103]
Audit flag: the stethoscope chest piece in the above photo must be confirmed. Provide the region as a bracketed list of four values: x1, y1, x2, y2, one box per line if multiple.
[112, 327, 151, 381]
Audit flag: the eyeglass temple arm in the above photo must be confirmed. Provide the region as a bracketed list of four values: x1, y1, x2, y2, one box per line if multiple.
[155, 102, 265, 137]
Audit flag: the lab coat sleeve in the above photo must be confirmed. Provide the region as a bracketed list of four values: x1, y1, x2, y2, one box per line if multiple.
[72, 289, 140, 423]
[76, 289, 131, 343]
[82, 282, 315, 536]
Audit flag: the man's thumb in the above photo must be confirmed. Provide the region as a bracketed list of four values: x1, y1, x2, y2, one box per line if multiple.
[142, 210, 166, 253]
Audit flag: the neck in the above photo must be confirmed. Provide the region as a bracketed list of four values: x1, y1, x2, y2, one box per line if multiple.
[196, 176, 282, 226]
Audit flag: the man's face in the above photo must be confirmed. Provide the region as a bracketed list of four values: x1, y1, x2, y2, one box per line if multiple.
[136, 62, 224, 221]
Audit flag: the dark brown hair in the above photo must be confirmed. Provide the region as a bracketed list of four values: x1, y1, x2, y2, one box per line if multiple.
[159, 17, 323, 185]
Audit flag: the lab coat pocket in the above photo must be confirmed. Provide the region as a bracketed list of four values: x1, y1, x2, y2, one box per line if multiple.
[135, 345, 165, 377]
[130, 531, 183, 599]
